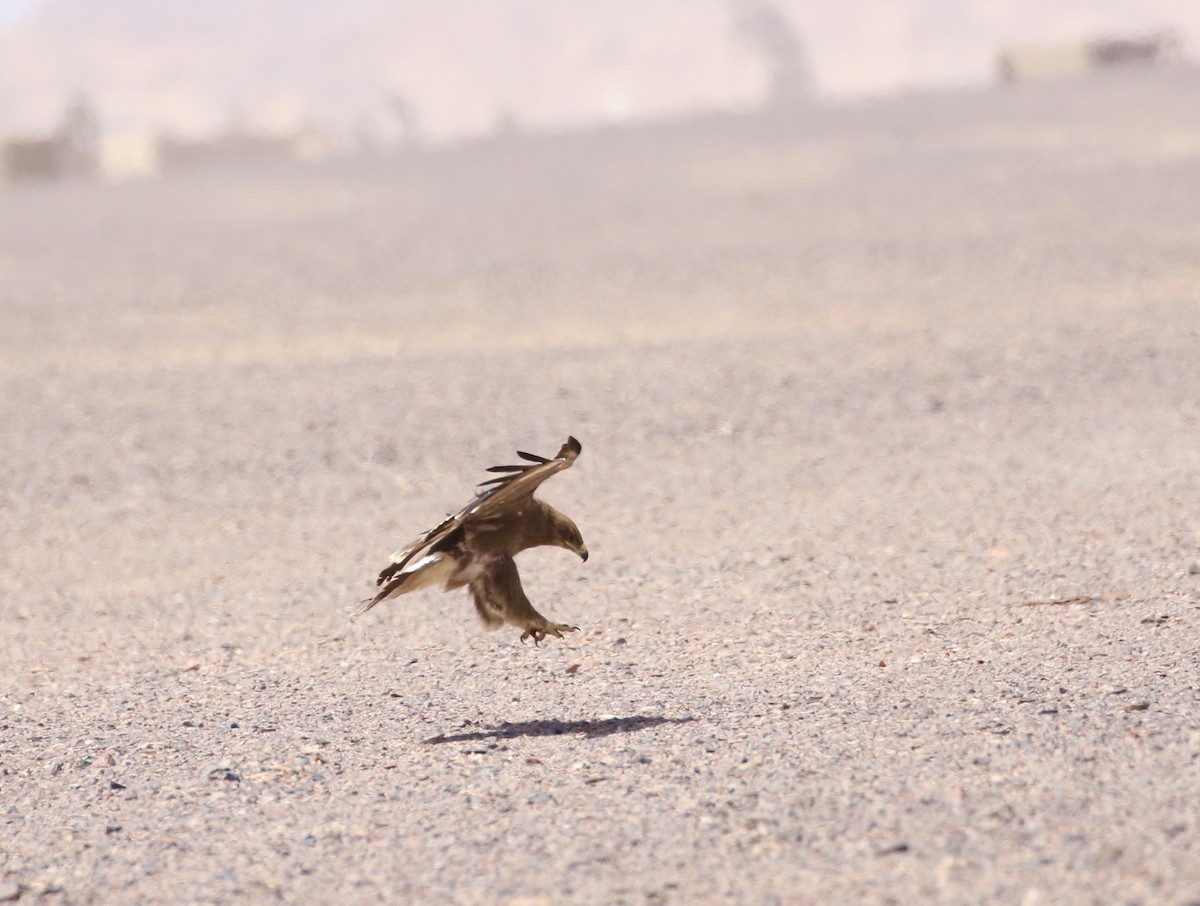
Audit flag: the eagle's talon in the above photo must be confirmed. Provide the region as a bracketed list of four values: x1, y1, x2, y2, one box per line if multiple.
[519, 621, 578, 645]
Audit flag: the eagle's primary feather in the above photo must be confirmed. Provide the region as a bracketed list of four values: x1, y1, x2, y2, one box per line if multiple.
[356, 437, 587, 644]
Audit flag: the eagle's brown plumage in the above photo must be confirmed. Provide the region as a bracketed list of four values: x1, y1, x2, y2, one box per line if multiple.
[355, 437, 588, 644]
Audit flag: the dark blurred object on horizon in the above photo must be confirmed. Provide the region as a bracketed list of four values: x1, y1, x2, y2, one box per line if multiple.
[732, 1, 811, 107]
[1, 92, 99, 182]
[997, 27, 1184, 83]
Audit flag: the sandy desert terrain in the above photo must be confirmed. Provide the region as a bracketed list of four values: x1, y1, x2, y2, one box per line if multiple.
[3, 67, 1200, 904]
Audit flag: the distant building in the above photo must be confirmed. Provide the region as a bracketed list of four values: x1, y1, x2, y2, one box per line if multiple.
[2, 136, 64, 182]
[156, 125, 333, 174]
[1088, 29, 1184, 69]
[1, 93, 100, 183]
[997, 29, 1185, 84]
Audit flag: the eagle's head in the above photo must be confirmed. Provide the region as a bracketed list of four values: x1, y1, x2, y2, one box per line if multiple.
[553, 513, 589, 562]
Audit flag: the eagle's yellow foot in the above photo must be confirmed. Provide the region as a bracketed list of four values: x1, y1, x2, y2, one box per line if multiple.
[520, 622, 580, 645]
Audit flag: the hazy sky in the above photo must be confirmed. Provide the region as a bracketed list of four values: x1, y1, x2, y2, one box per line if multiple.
[0, 1, 1195, 141]
[0, 0, 38, 29]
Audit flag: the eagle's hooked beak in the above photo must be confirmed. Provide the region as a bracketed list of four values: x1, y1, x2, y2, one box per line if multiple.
[576, 544, 589, 562]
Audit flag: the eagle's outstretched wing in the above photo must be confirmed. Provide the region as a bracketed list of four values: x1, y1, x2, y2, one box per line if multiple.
[375, 436, 581, 586]
[471, 435, 581, 513]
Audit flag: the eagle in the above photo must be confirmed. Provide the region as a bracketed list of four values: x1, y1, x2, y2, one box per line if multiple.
[355, 436, 588, 644]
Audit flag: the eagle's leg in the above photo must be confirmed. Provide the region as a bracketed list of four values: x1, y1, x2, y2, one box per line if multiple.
[519, 621, 580, 646]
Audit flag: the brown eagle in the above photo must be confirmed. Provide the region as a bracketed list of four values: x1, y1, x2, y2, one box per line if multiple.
[355, 437, 588, 644]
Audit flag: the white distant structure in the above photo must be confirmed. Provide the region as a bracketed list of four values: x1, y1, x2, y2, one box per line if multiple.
[100, 133, 159, 181]
[995, 42, 1092, 83]
[155, 125, 335, 173]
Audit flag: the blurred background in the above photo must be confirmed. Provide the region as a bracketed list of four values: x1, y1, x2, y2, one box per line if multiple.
[3, 7, 1200, 901]
[0, 0, 1196, 180]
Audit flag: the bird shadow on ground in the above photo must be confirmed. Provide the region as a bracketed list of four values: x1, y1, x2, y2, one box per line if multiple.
[423, 715, 695, 744]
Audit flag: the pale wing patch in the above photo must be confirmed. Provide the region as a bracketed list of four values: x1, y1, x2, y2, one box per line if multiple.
[380, 552, 455, 599]
[400, 553, 443, 575]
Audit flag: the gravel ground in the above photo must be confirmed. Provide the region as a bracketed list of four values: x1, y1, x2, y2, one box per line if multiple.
[3, 68, 1200, 904]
